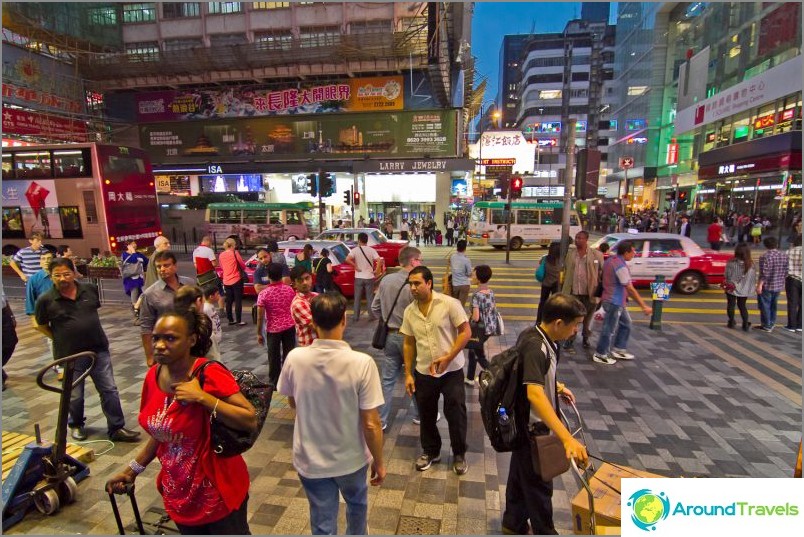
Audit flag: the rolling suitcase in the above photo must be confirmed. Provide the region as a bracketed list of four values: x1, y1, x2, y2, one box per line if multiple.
[108, 484, 179, 535]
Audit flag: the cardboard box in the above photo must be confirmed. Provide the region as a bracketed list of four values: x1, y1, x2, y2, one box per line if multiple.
[571, 462, 665, 535]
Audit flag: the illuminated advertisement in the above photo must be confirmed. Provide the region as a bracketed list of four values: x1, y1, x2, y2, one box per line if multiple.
[1, 179, 63, 238]
[200, 174, 263, 193]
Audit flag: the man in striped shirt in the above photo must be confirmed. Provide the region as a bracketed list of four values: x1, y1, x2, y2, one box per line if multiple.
[756, 236, 789, 332]
[784, 235, 802, 332]
[9, 232, 49, 283]
[290, 265, 318, 347]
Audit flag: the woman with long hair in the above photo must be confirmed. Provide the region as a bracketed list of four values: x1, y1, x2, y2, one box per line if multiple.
[724, 242, 757, 331]
[295, 243, 314, 274]
[219, 238, 247, 326]
[536, 241, 563, 324]
[106, 309, 256, 534]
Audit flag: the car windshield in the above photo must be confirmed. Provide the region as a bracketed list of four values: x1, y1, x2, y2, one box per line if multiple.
[329, 244, 349, 263]
[371, 230, 388, 244]
[591, 235, 621, 250]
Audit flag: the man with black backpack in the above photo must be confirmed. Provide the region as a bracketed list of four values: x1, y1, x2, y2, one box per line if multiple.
[501, 293, 589, 535]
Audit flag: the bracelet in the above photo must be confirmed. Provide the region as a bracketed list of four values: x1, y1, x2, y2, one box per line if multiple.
[210, 398, 220, 422]
[129, 459, 146, 475]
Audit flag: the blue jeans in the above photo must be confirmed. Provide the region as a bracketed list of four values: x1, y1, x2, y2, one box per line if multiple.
[595, 302, 631, 355]
[379, 332, 418, 427]
[757, 289, 780, 328]
[68, 350, 126, 435]
[299, 465, 369, 535]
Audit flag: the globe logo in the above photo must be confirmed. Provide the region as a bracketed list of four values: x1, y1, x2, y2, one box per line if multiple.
[627, 489, 670, 531]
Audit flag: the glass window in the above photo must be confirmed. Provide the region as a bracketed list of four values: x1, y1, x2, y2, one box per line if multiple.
[59, 206, 83, 238]
[122, 3, 157, 23]
[53, 149, 91, 178]
[490, 209, 510, 225]
[243, 210, 266, 224]
[82, 191, 98, 223]
[516, 210, 539, 224]
[252, 2, 289, 9]
[350, 20, 393, 34]
[88, 6, 118, 25]
[162, 2, 200, 18]
[215, 210, 240, 224]
[470, 206, 487, 223]
[208, 2, 242, 14]
[254, 31, 293, 50]
[648, 239, 685, 258]
[372, 230, 387, 243]
[2, 153, 13, 180]
[299, 26, 341, 47]
[163, 38, 204, 52]
[542, 208, 558, 225]
[101, 154, 146, 182]
[209, 34, 248, 47]
[268, 210, 282, 224]
[2, 208, 25, 238]
[286, 210, 301, 225]
[13, 151, 51, 179]
[570, 214, 579, 226]
[126, 41, 160, 61]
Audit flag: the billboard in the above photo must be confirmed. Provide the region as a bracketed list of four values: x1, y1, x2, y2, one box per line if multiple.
[140, 109, 458, 162]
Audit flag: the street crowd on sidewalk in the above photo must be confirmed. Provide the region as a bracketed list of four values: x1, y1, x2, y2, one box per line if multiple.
[3, 210, 802, 534]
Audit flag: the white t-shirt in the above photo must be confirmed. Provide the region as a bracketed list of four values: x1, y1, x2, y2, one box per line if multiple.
[202, 300, 222, 360]
[347, 245, 380, 280]
[277, 339, 383, 479]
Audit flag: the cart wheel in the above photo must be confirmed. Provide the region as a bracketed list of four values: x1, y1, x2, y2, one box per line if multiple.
[34, 488, 61, 515]
[59, 477, 78, 504]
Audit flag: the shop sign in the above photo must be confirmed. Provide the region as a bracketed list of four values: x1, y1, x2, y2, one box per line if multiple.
[480, 131, 526, 147]
[531, 170, 558, 179]
[480, 158, 516, 166]
[667, 142, 679, 165]
[675, 56, 802, 134]
[627, 137, 648, 144]
[140, 109, 458, 162]
[754, 113, 775, 129]
[2, 83, 84, 116]
[597, 186, 608, 195]
[134, 75, 403, 122]
[534, 138, 558, 147]
[523, 186, 564, 197]
[2, 105, 88, 140]
[779, 109, 796, 122]
[355, 158, 474, 173]
[619, 156, 634, 169]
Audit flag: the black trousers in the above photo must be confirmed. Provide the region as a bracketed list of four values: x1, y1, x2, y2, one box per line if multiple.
[726, 294, 749, 324]
[535, 283, 559, 324]
[466, 338, 490, 381]
[266, 327, 296, 387]
[225, 280, 244, 323]
[414, 369, 467, 457]
[175, 495, 250, 535]
[785, 276, 802, 328]
[502, 444, 557, 535]
[2, 305, 18, 380]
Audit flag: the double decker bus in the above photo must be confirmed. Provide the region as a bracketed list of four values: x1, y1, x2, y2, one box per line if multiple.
[204, 202, 317, 249]
[467, 201, 582, 250]
[2, 143, 162, 257]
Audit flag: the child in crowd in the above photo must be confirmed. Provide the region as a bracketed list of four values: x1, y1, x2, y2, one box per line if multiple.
[203, 286, 223, 360]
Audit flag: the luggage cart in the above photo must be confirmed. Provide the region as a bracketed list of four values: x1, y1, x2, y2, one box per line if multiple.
[2, 352, 95, 529]
[108, 483, 179, 535]
[559, 395, 599, 535]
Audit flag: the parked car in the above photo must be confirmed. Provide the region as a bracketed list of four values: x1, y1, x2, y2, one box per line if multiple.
[591, 233, 732, 294]
[314, 228, 408, 268]
[218, 240, 356, 297]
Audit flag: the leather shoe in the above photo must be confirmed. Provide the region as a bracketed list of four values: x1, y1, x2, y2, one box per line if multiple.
[109, 428, 141, 442]
[70, 427, 88, 441]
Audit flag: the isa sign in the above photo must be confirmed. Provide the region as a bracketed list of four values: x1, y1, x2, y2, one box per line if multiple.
[621, 478, 804, 535]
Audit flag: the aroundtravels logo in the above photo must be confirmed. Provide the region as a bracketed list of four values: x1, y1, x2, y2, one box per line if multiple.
[627, 489, 671, 531]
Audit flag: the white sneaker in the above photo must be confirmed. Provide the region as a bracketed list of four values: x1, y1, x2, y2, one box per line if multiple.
[464, 378, 475, 386]
[412, 412, 441, 425]
[592, 353, 617, 365]
[610, 348, 635, 360]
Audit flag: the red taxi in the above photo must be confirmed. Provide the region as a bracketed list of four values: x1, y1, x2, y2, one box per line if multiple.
[591, 233, 732, 294]
[314, 228, 407, 268]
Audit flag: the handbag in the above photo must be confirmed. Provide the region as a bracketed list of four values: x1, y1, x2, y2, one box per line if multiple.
[466, 320, 487, 351]
[720, 281, 736, 293]
[529, 430, 570, 481]
[371, 280, 407, 350]
[121, 259, 143, 279]
[535, 258, 546, 282]
[197, 269, 221, 290]
[442, 254, 454, 295]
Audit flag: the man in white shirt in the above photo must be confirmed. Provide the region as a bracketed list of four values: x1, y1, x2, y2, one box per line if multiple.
[192, 236, 223, 307]
[402, 266, 471, 475]
[278, 293, 385, 535]
[345, 232, 384, 322]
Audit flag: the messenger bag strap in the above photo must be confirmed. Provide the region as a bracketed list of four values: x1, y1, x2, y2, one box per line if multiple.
[383, 279, 408, 326]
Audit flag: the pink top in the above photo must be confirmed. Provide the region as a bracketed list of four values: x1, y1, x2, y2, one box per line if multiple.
[218, 249, 246, 286]
[256, 282, 296, 334]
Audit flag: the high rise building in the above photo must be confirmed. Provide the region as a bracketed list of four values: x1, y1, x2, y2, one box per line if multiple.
[581, 2, 610, 23]
[497, 34, 531, 128]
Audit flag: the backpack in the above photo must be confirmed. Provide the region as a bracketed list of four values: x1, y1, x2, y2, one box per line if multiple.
[478, 347, 529, 452]
[193, 360, 273, 457]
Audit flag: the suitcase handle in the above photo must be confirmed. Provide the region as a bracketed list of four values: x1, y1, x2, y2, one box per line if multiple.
[108, 483, 146, 535]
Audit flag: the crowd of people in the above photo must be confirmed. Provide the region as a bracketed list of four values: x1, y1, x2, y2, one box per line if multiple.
[4, 214, 802, 534]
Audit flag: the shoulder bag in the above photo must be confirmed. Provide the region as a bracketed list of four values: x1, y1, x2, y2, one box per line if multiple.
[372, 280, 407, 350]
[535, 257, 546, 282]
[121, 256, 144, 279]
[359, 246, 384, 279]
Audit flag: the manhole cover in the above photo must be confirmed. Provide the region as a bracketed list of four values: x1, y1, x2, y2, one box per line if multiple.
[396, 515, 441, 535]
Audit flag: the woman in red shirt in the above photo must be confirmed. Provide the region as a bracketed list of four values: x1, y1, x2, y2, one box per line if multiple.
[219, 238, 248, 326]
[707, 217, 724, 250]
[106, 309, 256, 534]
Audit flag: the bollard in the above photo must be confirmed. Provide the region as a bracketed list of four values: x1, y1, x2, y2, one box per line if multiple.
[649, 275, 667, 330]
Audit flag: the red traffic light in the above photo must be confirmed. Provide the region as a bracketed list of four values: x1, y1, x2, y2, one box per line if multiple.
[510, 176, 523, 199]
[353, 191, 361, 206]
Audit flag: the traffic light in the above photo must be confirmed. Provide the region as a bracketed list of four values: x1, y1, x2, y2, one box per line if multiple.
[498, 176, 509, 199]
[510, 176, 523, 199]
[319, 172, 335, 197]
[307, 173, 318, 197]
[353, 191, 361, 206]
[344, 189, 352, 205]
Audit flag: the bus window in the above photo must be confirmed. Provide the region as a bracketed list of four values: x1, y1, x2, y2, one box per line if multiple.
[58, 206, 83, 238]
[570, 214, 579, 226]
[53, 149, 91, 178]
[2, 207, 25, 238]
[217, 210, 240, 224]
[102, 154, 146, 182]
[542, 209, 558, 225]
[470, 206, 487, 223]
[243, 210, 266, 224]
[517, 210, 539, 224]
[269, 210, 282, 224]
[491, 209, 510, 225]
[2, 153, 13, 179]
[286, 210, 302, 225]
[14, 151, 51, 178]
